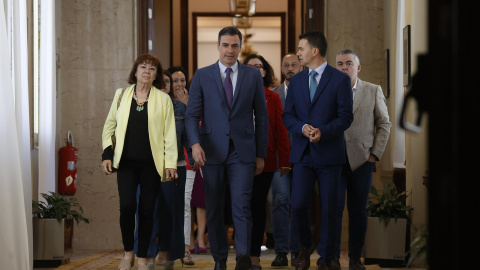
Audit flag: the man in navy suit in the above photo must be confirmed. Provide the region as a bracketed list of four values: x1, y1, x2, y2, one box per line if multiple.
[282, 31, 353, 270]
[185, 26, 269, 270]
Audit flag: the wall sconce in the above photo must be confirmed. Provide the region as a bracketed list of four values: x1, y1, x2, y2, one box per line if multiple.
[229, 0, 256, 17]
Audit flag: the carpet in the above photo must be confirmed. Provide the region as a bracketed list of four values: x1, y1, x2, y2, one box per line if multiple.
[54, 249, 383, 270]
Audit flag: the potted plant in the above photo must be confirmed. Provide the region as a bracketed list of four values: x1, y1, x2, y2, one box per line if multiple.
[32, 192, 89, 266]
[363, 181, 413, 266]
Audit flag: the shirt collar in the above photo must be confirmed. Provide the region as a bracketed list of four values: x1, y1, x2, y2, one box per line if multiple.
[218, 60, 239, 74]
[308, 61, 328, 78]
[353, 78, 358, 90]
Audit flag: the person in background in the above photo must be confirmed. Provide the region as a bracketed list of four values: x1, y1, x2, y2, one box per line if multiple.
[333, 49, 391, 270]
[243, 54, 291, 269]
[270, 52, 302, 267]
[101, 54, 178, 270]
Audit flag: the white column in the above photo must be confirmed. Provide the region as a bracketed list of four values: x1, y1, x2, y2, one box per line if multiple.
[38, 0, 57, 197]
[393, 0, 406, 168]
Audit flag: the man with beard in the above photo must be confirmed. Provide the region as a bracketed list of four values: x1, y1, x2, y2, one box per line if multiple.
[269, 53, 302, 267]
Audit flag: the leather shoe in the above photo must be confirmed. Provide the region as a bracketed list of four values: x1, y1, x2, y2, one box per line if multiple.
[329, 257, 341, 270]
[349, 258, 366, 270]
[271, 253, 288, 267]
[235, 253, 252, 270]
[214, 260, 227, 270]
[291, 252, 299, 267]
[315, 262, 329, 270]
[294, 248, 310, 270]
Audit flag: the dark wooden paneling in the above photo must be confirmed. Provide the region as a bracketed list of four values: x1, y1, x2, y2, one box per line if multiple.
[288, 0, 296, 52]
[304, 0, 324, 32]
[137, 0, 148, 56]
[181, 0, 189, 72]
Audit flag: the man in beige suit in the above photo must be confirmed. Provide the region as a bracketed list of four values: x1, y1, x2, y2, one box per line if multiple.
[332, 49, 391, 270]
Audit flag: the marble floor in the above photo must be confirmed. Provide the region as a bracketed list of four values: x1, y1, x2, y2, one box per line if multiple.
[33, 247, 426, 270]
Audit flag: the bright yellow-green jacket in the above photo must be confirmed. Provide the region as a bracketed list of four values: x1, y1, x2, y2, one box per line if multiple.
[102, 85, 178, 181]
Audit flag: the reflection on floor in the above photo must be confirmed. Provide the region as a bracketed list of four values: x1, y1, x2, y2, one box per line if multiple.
[33, 248, 425, 270]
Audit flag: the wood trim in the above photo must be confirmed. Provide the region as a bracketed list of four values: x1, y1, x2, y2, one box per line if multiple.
[137, 0, 148, 56]
[304, 0, 325, 32]
[181, 0, 189, 72]
[287, 0, 296, 52]
[192, 12, 286, 73]
[169, 0, 173, 67]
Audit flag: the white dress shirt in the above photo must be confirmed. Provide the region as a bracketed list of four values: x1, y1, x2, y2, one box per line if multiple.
[218, 61, 239, 95]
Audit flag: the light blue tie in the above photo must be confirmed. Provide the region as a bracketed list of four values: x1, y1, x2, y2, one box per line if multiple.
[310, 70, 318, 101]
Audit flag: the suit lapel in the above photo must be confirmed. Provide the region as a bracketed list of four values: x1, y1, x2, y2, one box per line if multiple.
[212, 61, 231, 114]
[311, 65, 332, 105]
[353, 79, 366, 113]
[232, 61, 244, 107]
[297, 70, 311, 107]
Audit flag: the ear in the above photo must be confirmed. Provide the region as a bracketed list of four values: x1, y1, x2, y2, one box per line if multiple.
[357, 64, 362, 73]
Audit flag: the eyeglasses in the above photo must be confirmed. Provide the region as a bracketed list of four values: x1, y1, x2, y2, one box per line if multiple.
[247, 64, 263, 69]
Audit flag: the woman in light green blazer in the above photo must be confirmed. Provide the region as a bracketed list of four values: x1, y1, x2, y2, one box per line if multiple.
[101, 54, 178, 270]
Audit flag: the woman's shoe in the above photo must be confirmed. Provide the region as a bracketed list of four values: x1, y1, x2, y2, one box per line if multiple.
[163, 261, 175, 270]
[197, 246, 208, 253]
[118, 255, 134, 270]
[182, 250, 195, 266]
[251, 265, 262, 269]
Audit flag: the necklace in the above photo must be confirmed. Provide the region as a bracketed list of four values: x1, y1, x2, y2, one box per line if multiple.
[134, 88, 151, 112]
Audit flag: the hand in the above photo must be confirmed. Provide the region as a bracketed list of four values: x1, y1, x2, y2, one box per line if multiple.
[254, 158, 265, 176]
[165, 168, 179, 185]
[309, 128, 321, 143]
[368, 154, 376, 162]
[176, 88, 189, 104]
[302, 124, 315, 138]
[279, 167, 291, 177]
[102, 160, 113, 175]
[192, 163, 200, 171]
[192, 143, 206, 166]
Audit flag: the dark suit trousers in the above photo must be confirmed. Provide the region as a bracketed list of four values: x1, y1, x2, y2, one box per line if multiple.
[290, 146, 341, 265]
[202, 141, 255, 262]
[334, 160, 374, 259]
[117, 160, 160, 258]
[250, 171, 274, 257]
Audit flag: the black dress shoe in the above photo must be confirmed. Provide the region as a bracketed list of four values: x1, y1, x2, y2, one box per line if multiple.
[349, 258, 365, 270]
[329, 257, 341, 270]
[214, 260, 227, 270]
[315, 262, 329, 270]
[235, 253, 252, 270]
[291, 252, 299, 267]
[294, 248, 310, 270]
[271, 253, 288, 267]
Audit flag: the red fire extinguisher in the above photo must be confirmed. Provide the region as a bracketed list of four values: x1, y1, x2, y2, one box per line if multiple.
[59, 131, 78, 195]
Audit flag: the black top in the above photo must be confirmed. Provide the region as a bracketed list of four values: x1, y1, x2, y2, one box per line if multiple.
[102, 97, 154, 164]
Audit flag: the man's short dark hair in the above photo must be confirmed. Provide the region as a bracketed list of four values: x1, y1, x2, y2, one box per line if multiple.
[218, 26, 243, 45]
[299, 31, 328, 57]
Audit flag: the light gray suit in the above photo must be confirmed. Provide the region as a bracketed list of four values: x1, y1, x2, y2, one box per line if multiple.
[273, 82, 287, 109]
[344, 79, 391, 170]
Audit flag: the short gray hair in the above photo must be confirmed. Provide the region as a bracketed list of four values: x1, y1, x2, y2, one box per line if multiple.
[337, 49, 360, 65]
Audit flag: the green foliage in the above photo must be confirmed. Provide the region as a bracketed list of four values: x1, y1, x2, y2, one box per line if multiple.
[32, 192, 89, 225]
[366, 182, 413, 227]
[407, 228, 428, 268]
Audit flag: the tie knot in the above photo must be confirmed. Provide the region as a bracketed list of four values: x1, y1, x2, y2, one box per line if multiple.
[226, 67, 232, 76]
[310, 70, 317, 78]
